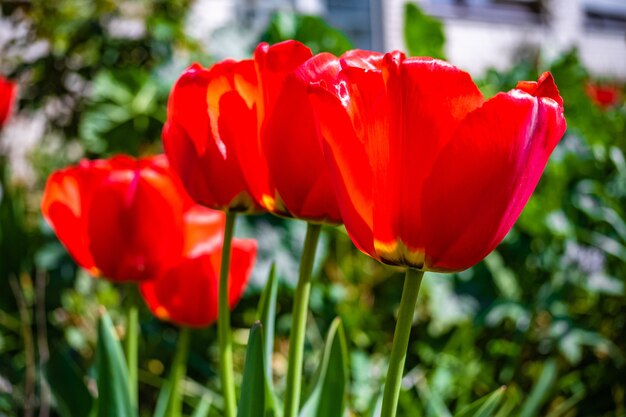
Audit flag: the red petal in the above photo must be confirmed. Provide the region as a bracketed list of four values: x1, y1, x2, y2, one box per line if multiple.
[261, 54, 342, 222]
[139, 237, 256, 327]
[87, 158, 186, 281]
[254, 41, 313, 121]
[0, 77, 16, 128]
[308, 83, 376, 257]
[382, 57, 484, 259]
[164, 62, 259, 211]
[422, 88, 566, 272]
[516, 72, 564, 108]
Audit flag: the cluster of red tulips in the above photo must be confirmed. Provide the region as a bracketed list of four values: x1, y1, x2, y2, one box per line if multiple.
[38, 40, 566, 417]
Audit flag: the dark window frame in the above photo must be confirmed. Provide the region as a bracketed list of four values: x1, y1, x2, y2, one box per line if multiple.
[421, 0, 546, 26]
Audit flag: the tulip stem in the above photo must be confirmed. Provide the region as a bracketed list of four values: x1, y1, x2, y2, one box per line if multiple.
[218, 211, 237, 417]
[167, 326, 191, 417]
[125, 303, 139, 410]
[380, 268, 424, 417]
[284, 222, 322, 417]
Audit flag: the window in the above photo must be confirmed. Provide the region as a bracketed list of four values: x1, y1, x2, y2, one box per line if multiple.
[423, 0, 544, 24]
[583, 0, 626, 31]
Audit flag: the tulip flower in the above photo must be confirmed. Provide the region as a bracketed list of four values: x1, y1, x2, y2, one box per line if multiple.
[163, 61, 261, 213]
[164, 40, 340, 417]
[164, 40, 340, 223]
[305, 50, 566, 417]
[0, 76, 16, 128]
[41, 155, 194, 282]
[585, 81, 622, 109]
[140, 206, 257, 327]
[307, 51, 566, 273]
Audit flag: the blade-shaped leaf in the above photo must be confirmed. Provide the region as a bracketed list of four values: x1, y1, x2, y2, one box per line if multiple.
[519, 359, 558, 417]
[191, 395, 213, 417]
[299, 318, 349, 417]
[238, 322, 267, 417]
[257, 263, 280, 417]
[95, 312, 135, 417]
[46, 348, 94, 417]
[257, 263, 278, 379]
[455, 387, 506, 417]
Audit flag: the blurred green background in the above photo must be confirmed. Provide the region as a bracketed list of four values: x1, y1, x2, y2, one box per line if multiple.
[0, 0, 625, 416]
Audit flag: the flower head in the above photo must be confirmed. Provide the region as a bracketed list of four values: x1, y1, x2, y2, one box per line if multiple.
[307, 51, 566, 272]
[42, 155, 194, 281]
[139, 206, 257, 327]
[164, 40, 342, 223]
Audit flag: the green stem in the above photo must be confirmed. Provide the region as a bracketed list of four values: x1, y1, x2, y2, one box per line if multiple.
[284, 222, 322, 417]
[380, 268, 424, 417]
[167, 326, 191, 417]
[218, 211, 237, 417]
[125, 304, 139, 410]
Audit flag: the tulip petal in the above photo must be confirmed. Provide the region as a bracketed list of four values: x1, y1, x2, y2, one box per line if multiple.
[382, 56, 484, 261]
[40, 158, 130, 274]
[263, 66, 341, 222]
[0, 77, 16, 128]
[309, 84, 376, 256]
[139, 238, 256, 328]
[87, 162, 186, 281]
[422, 87, 566, 272]
[164, 62, 258, 211]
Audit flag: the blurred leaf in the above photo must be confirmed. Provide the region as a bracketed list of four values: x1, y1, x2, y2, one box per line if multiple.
[153, 379, 172, 417]
[46, 348, 94, 417]
[261, 11, 353, 56]
[413, 368, 452, 417]
[519, 360, 558, 417]
[191, 395, 212, 417]
[299, 318, 349, 417]
[454, 387, 506, 417]
[257, 263, 278, 379]
[483, 252, 521, 301]
[256, 263, 280, 417]
[95, 312, 135, 417]
[238, 322, 266, 417]
[403, 2, 445, 59]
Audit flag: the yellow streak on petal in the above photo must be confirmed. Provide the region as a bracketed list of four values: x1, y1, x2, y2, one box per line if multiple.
[155, 306, 171, 321]
[261, 194, 276, 212]
[374, 239, 426, 270]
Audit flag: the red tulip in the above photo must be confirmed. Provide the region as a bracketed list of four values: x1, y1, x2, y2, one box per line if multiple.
[139, 206, 257, 327]
[163, 61, 262, 212]
[41, 155, 193, 282]
[306, 51, 566, 272]
[585, 81, 622, 109]
[164, 40, 341, 223]
[0, 76, 16, 128]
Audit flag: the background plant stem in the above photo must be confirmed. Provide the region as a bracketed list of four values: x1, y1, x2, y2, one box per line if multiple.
[218, 211, 237, 417]
[167, 326, 191, 417]
[380, 268, 424, 417]
[283, 222, 322, 417]
[125, 303, 139, 410]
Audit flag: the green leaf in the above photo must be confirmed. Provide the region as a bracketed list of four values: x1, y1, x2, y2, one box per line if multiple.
[238, 322, 267, 417]
[403, 2, 446, 59]
[299, 318, 349, 417]
[261, 11, 353, 56]
[455, 387, 506, 417]
[191, 395, 213, 417]
[256, 264, 280, 417]
[95, 312, 135, 417]
[46, 348, 94, 417]
[257, 263, 278, 379]
[519, 360, 558, 417]
[153, 379, 172, 417]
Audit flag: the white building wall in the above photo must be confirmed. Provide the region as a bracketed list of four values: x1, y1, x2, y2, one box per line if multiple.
[383, 0, 626, 78]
